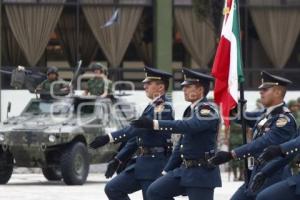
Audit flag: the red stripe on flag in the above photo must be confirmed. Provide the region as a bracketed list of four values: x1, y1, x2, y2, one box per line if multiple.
[212, 36, 236, 126]
[212, 36, 230, 83]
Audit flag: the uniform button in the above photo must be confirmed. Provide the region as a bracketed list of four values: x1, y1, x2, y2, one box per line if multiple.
[139, 138, 141, 141]
[123, 134, 126, 137]
[160, 128, 163, 130]
[165, 128, 168, 130]
[180, 145, 183, 148]
[181, 154, 184, 158]
[243, 155, 246, 158]
[198, 164, 201, 167]
[114, 138, 117, 140]
[291, 150, 294, 153]
[248, 153, 251, 156]
[119, 136, 122, 138]
[170, 128, 173, 131]
[286, 152, 289, 155]
[295, 148, 298, 152]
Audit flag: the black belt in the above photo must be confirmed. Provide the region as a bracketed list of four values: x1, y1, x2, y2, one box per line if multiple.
[181, 150, 216, 169]
[182, 158, 215, 169]
[138, 147, 170, 156]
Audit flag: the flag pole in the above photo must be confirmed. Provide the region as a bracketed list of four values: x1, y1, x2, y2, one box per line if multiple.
[239, 83, 250, 184]
[236, 0, 250, 185]
[211, 0, 250, 184]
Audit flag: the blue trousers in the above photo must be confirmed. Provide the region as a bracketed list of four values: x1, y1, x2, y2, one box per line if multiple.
[256, 180, 300, 200]
[231, 165, 292, 200]
[231, 184, 254, 200]
[105, 170, 152, 200]
[147, 172, 214, 200]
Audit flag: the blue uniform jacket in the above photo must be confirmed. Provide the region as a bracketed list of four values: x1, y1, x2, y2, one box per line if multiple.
[265, 129, 300, 195]
[234, 104, 297, 195]
[259, 127, 300, 178]
[156, 97, 221, 188]
[110, 95, 174, 180]
[263, 158, 300, 197]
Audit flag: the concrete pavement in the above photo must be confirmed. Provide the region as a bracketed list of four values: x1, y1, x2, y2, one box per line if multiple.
[0, 172, 242, 200]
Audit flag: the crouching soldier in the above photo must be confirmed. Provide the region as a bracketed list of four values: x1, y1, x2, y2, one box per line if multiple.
[209, 71, 298, 200]
[131, 68, 221, 200]
[89, 67, 174, 200]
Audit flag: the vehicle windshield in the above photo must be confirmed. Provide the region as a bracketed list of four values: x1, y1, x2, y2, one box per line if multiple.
[23, 100, 73, 115]
[23, 99, 96, 115]
[73, 98, 96, 115]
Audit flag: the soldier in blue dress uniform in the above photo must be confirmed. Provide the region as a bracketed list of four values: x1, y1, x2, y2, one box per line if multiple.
[209, 71, 298, 200]
[131, 68, 221, 200]
[251, 128, 300, 200]
[89, 66, 174, 200]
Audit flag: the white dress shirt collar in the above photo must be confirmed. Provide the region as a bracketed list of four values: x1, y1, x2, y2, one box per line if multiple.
[190, 97, 203, 110]
[266, 102, 284, 115]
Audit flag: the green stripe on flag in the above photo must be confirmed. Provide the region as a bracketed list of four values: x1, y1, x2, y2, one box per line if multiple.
[233, 0, 244, 83]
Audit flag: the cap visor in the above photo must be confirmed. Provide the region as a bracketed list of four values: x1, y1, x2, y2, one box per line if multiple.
[181, 80, 195, 86]
[142, 78, 152, 83]
[258, 83, 274, 90]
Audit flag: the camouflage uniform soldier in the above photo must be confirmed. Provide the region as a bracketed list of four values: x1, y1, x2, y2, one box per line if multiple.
[98, 64, 113, 96]
[297, 97, 300, 106]
[297, 98, 300, 125]
[229, 123, 245, 181]
[288, 100, 300, 125]
[287, 100, 300, 174]
[85, 63, 113, 97]
[36, 66, 68, 98]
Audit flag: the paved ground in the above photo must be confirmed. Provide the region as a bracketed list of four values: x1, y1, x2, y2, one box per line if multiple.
[0, 172, 242, 200]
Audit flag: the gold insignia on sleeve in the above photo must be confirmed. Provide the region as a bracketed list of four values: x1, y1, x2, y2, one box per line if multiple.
[155, 104, 164, 113]
[200, 109, 211, 115]
[276, 118, 288, 127]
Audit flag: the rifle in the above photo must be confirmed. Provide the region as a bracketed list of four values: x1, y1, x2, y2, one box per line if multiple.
[69, 60, 82, 95]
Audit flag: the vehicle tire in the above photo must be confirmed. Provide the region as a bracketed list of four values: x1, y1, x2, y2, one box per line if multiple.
[42, 166, 62, 181]
[0, 150, 14, 184]
[60, 142, 89, 185]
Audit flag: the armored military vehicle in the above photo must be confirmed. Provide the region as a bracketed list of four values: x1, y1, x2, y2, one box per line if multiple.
[0, 96, 136, 185]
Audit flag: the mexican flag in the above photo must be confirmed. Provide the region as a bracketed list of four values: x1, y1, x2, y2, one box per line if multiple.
[212, 0, 244, 127]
